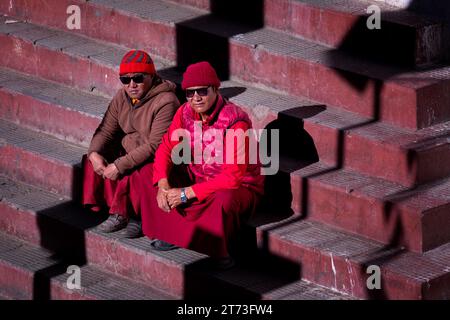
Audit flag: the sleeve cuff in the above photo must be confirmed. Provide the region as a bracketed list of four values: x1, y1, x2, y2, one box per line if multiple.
[191, 184, 207, 202]
[113, 157, 128, 175]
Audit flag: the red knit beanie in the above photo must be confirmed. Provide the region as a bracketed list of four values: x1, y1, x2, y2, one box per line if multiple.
[181, 61, 221, 90]
[119, 50, 156, 75]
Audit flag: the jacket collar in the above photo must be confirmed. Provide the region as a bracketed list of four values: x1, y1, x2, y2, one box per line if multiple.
[123, 76, 175, 108]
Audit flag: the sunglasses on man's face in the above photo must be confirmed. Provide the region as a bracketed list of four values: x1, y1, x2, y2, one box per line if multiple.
[185, 87, 210, 98]
[119, 74, 147, 85]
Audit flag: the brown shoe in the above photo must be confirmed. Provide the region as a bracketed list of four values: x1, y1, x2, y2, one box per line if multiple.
[97, 214, 128, 233]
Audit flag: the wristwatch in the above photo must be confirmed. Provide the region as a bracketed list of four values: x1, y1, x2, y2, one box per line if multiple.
[180, 188, 188, 203]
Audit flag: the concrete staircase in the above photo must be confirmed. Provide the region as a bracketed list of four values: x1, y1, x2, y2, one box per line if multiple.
[0, 0, 448, 299]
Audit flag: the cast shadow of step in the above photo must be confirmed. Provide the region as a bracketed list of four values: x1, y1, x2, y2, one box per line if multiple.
[175, 0, 264, 80]
[180, 105, 325, 300]
[324, 1, 450, 300]
[33, 201, 107, 300]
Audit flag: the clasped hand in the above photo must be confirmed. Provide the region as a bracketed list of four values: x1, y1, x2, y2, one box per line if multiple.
[88, 152, 120, 181]
[157, 188, 183, 212]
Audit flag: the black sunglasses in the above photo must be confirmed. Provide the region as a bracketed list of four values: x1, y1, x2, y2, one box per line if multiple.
[119, 74, 147, 85]
[185, 87, 210, 98]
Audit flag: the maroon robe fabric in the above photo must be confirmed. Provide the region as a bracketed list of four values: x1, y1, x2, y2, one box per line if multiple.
[141, 166, 261, 258]
[81, 155, 153, 218]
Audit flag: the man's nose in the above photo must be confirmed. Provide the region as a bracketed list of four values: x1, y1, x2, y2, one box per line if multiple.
[193, 91, 202, 100]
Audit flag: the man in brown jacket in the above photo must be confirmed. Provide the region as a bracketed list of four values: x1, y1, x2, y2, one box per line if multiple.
[82, 50, 180, 238]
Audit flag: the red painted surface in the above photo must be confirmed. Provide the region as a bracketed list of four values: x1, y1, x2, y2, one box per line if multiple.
[0, 89, 101, 146]
[255, 230, 426, 299]
[0, 201, 185, 297]
[2, 0, 448, 128]
[0, 145, 75, 196]
[0, 263, 34, 300]
[85, 232, 185, 297]
[290, 172, 450, 252]
[0, 0, 448, 300]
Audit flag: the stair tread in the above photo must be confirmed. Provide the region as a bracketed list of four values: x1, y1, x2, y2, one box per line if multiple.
[231, 27, 450, 87]
[0, 230, 176, 300]
[0, 119, 85, 165]
[1, 173, 448, 297]
[0, 114, 444, 211]
[0, 16, 175, 69]
[91, 0, 205, 22]
[2, 174, 449, 283]
[0, 175, 355, 300]
[0, 116, 448, 212]
[292, 161, 450, 211]
[256, 215, 450, 283]
[0, 67, 109, 119]
[291, 0, 441, 26]
[1, 66, 448, 157]
[1, 14, 450, 132]
[3, 7, 450, 90]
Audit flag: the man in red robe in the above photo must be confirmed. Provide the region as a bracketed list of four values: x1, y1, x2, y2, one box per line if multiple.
[141, 61, 264, 269]
[82, 50, 180, 238]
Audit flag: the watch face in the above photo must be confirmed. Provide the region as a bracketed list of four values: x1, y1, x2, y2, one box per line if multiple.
[181, 189, 187, 203]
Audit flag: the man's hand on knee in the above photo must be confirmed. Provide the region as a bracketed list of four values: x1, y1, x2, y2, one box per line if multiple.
[157, 187, 171, 212]
[88, 152, 108, 176]
[103, 163, 120, 181]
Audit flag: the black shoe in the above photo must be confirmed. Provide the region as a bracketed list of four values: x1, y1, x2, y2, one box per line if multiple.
[150, 240, 177, 251]
[118, 219, 143, 238]
[212, 256, 236, 271]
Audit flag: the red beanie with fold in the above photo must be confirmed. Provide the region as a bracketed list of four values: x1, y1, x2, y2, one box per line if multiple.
[181, 61, 221, 90]
[119, 50, 156, 75]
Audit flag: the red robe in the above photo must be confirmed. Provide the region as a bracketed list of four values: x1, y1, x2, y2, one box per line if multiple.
[81, 155, 153, 218]
[141, 96, 264, 258]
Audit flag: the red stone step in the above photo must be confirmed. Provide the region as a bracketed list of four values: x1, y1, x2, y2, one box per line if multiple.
[0, 175, 354, 299]
[289, 162, 450, 252]
[252, 216, 450, 299]
[0, 232, 176, 300]
[0, 67, 449, 189]
[167, 0, 209, 11]
[0, 68, 108, 146]
[1, 2, 450, 129]
[0, 119, 85, 196]
[0, 0, 204, 63]
[228, 27, 450, 130]
[169, 0, 444, 67]
[1, 119, 446, 252]
[264, 0, 443, 66]
[226, 82, 450, 187]
[0, 15, 174, 97]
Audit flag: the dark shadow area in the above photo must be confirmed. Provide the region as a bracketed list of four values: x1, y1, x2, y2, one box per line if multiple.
[182, 233, 302, 300]
[33, 170, 107, 300]
[175, 0, 264, 79]
[338, 14, 420, 67]
[324, 1, 450, 299]
[407, 0, 450, 62]
[219, 86, 247, 99]
[209, 0, 264, 27]
[214, 106, 322, 299]
[71, 165, 83, 204]
[32, 258, 72, 300]
[31, 0, 450, 301]
[260, 110, 320, 217]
